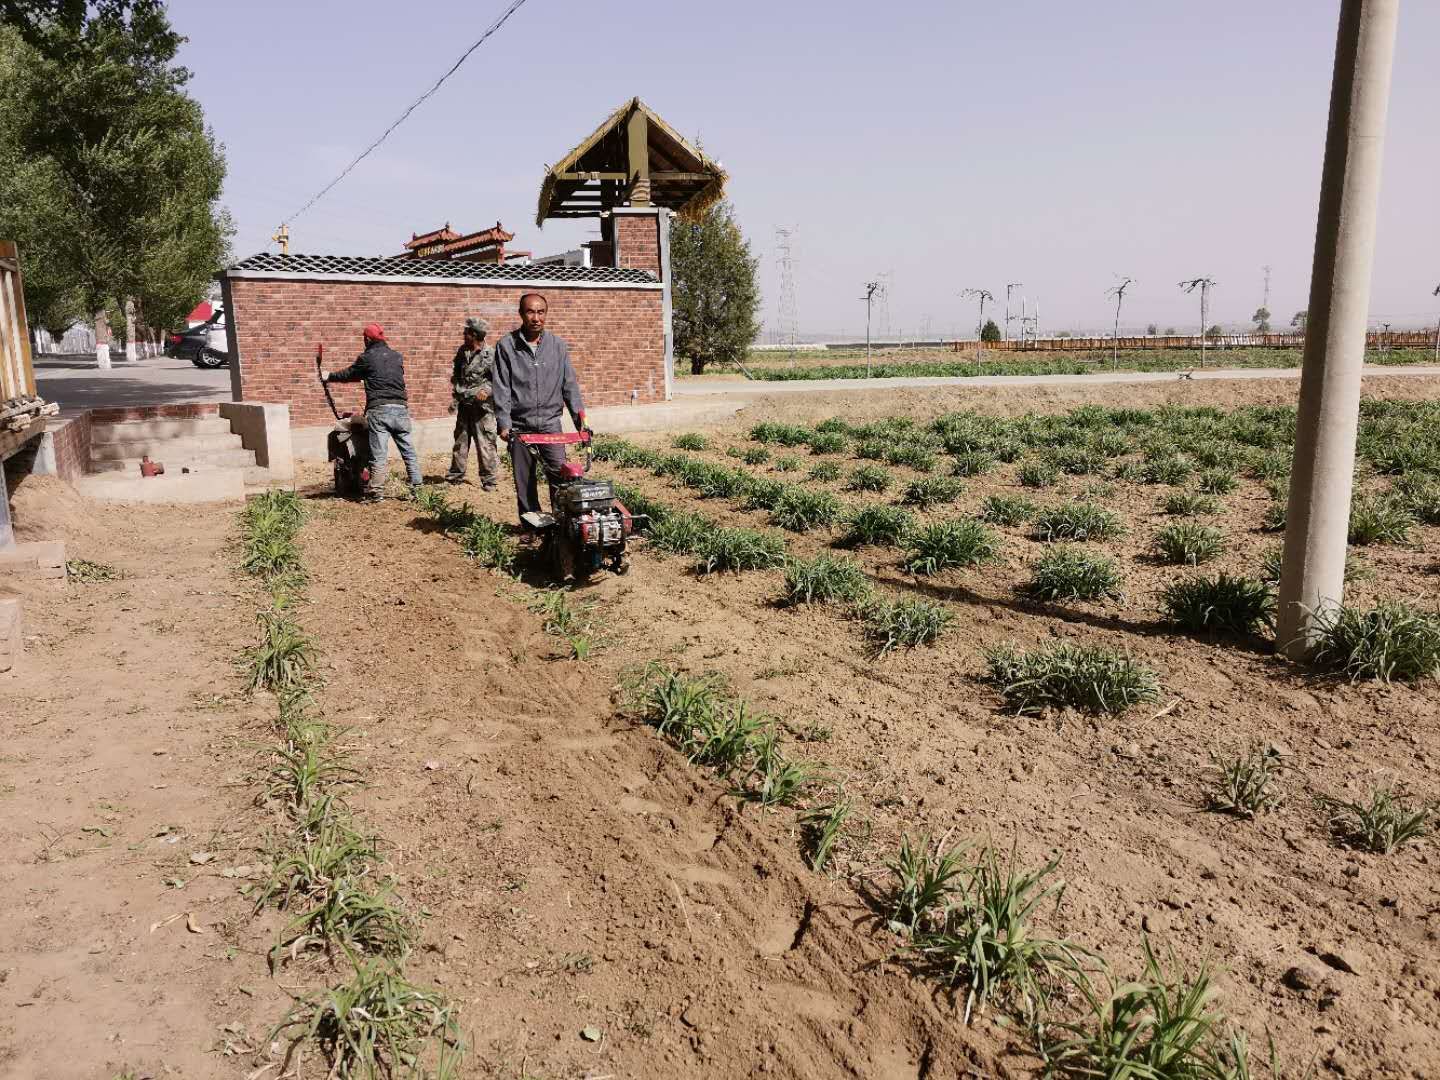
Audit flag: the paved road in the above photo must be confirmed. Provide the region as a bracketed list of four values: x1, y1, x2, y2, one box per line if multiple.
[34, 353, 231, 412]
[674, 364, 1440, 398]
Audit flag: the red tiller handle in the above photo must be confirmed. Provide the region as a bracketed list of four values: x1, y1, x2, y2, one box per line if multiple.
[516, 431, 592, 446]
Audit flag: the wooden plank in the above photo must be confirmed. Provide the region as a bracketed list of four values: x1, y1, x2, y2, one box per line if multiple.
[555, 171, 627, 181]
[626, 108, 650, 205]
[0, 241, 35, 398]
[652, 171, 713, 182]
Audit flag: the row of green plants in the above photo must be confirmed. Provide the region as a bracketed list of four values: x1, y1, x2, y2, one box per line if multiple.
[238, 491, 462, 1079]
[601, 437, 1440, 684]
[735, 347, 1438, 383]
[627, 660, 1378, 1078]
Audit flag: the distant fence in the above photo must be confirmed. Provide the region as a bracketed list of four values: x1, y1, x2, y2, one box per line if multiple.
[760, 330, 1437, 355]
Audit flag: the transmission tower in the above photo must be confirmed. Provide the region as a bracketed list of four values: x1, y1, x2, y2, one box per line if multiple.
[876, 270, 893, 341]
[1262, 264, 1272, 310]
[774, 226, 799, 350]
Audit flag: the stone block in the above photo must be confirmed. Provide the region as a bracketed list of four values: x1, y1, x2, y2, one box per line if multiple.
[0, 540, 67, 579]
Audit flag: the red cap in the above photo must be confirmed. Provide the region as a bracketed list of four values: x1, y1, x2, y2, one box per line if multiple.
[362, 322, 386, 342]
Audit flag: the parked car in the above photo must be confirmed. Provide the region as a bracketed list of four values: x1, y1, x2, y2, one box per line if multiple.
[166, 312, 231, 368]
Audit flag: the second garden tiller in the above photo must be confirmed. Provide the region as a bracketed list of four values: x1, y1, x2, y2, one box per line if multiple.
[316, 343, 371, 498]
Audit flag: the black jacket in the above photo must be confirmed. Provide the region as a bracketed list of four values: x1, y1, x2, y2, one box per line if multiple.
[328, 341, 409, 409]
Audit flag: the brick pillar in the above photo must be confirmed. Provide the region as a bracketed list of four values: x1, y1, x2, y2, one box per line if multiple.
[612, 210, 662, 278]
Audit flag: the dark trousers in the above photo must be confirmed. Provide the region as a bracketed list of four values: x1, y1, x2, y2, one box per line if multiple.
[509, 429, 566, 521]
[446, 401, 498, 486]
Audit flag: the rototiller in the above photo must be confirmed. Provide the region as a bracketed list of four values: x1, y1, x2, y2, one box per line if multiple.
[316, 344, 371, 497]
[517, 430, 643, 579]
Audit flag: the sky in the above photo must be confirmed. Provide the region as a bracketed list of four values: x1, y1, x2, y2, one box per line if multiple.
[170, 0, 1440, 339]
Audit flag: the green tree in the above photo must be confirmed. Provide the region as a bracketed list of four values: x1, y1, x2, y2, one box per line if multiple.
[1252, 306, 1272, 333]
[0, 2, 231, 340]
[1146, 323, 1158, 335]
[979, 318, 1001, 343]
[670, 201, 760, 375]
[1205, 324, 1223, 340]
[1291, 310, 1307, 330]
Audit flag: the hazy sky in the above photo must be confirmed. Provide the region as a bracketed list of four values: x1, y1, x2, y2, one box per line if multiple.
[170, 0, 1440, 338]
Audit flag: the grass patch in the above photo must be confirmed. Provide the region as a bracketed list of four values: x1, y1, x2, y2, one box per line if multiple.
[781, 554, 872, 606]
[1161, 574, 1274, 636]
[742, 445, 771, 466]
[672, 431, 709, 451]
[456, 515, 517, 571]
[950, 449, 996, 477]
[1161, 491, 1219, 517]
[799, 797, 853, 872]
[773, 454, 802, 472]
[1347, 496, 1414, 546]
[808, 461, 842, 483]
[1021, 546, 1123, 602]
[840, 503, 915, 548]
[1393, 473, 1440, 525]
[1196, 468, 1239, 495]
[886, 442, 938, 473]
[1207, 745, 1284, 818]
[770, 487, 842, 532]
[983, 642, 1159, 714]
[861, 596, 953, 654]
[647, 510, 711, 555]
[271, 958, 463, 1080]
[900, 476, 964, 510]
[902, 520, 1001, 575]
[1307, 601, 1440, 682]
[808, 431, 848, 455]
[244, 606, 316, 693]
[980, 494, 1039, 526]
[846, 464, 893, 492]
[885, 833, 968, 934]
[907, 846, 1087, 1024]
[750, 421, 813, 446]
[1018, 459, 1060, 488]
[1154, 522, 1224, 565]
[697, 527, 787, 573]
[1320, 785, 1436, 854]
[1141, 454, 1194, 485]
[1032, 503, 1124, 542]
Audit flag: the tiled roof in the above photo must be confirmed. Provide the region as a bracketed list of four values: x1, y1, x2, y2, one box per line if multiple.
[221, 252, 659, 286]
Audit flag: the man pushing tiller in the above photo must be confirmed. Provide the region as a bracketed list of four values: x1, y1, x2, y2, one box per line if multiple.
[321, 323, 423, 501]
[491, 292, 590, 524]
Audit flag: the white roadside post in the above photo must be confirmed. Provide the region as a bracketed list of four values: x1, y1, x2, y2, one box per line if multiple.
[1277, 0, 1400, 659]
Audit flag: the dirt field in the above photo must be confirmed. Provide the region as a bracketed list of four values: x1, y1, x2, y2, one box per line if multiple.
[2, 372, 1437, 1079]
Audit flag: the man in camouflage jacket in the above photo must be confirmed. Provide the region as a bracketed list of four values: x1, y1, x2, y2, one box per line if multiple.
[445, 316, 499, 489]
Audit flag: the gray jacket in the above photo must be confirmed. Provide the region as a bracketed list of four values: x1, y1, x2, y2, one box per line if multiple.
[491, 329, 585, 433]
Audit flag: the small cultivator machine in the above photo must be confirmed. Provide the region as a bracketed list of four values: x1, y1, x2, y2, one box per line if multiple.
[517, 431, 643, 580]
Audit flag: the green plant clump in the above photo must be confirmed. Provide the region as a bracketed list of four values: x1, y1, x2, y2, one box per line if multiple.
[900, 476, 964, 510]
[1154, 522, 1224, 565]
[1321, 785, 1435, 853]
[983, 642, 1159, 714]
[903, 519, 1001, 575]
[1162, 491, 1219, 517]
[698, 527, 788, 574]
[840, 503, 915, 548]
[846, 464, 893, 492]
[770, 487, 842, 532]
[1161, 574, 1275, 636]
[672, 431, 709, 451]
[1018, 459, 1060, 489]
[980, 494, 1039, 526]
[1307, 602, 1440, 682]
[781, 554, 871, 606]
[1347, 496, 1414, 546]
[1032, 503, 1124, 542]
[861, 596, 953, 654]
[808, 461, 842, 483]
[1208, 745, 1284, 818]
[1021, 546, 1124, 602]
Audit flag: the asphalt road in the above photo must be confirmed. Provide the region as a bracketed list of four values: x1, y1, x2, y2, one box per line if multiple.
[34, 353, 232, 412]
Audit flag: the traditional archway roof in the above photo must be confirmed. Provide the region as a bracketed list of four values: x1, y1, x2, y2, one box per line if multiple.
[536, 97, 727, 226]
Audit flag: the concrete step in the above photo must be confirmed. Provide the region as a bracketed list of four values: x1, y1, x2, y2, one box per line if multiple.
[0, 540, 67, 579]
[90, 447, 258, 473]
[90, 417, 233, 442]
[90, 432, 244, 461]
[75, 470, 246, 504]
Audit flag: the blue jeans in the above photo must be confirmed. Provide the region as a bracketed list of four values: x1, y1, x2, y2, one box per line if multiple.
[365, 404, 421, 495]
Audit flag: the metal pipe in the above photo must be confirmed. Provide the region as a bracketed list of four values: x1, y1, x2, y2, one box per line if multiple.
[1277, 0, 1399, 659]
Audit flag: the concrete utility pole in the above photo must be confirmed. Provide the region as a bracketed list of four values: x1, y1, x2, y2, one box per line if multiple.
[1277, 0, 1399, 659]
[861, 281, 880, 378]
[1005, 282, 1023, 341]
[1106, 277, 1135, 370]
[1179, 277, 1217, 366]
[1432, 284, 1439, 363]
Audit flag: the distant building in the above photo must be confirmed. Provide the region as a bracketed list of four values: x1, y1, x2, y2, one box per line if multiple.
[398, 222, 531, 264]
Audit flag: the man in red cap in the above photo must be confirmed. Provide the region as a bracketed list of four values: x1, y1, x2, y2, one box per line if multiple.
[321, 323, 423, 500]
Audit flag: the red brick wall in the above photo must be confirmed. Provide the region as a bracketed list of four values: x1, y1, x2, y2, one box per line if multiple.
[226, 280, 665, 427]
[89, 403, 220, 424]
[615, 214, 661, 277]
[48, 412, 91, 481]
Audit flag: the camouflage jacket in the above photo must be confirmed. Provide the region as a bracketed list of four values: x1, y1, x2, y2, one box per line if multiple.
[451, 345, 495, 409]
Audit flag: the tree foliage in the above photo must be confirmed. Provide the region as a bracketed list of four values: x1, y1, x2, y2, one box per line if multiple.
[670, 201, 760, 375]
[0, 1, 232, 337]
[1252, 306, 1271, 333]
[980, 318, 1001, 343]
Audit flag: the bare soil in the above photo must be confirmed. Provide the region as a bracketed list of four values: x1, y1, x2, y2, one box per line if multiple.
[2, 371, 1437, 1079]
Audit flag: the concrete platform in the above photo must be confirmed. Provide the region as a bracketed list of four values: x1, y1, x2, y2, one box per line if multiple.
[0, 595, 20, 673]
[0, 540, 67, 579]
[90, 448, 258, 472]
[90, 417, 233, 442]
[75, 470, 246, 504]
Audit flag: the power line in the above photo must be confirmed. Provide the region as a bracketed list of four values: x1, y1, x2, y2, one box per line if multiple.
[278, 0, 534, 232]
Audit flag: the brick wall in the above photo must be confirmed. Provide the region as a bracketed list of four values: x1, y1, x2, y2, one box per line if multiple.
[44, 412, 91, 481]
[615, 214, 661, 277]
[226, 279, 665, 428]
